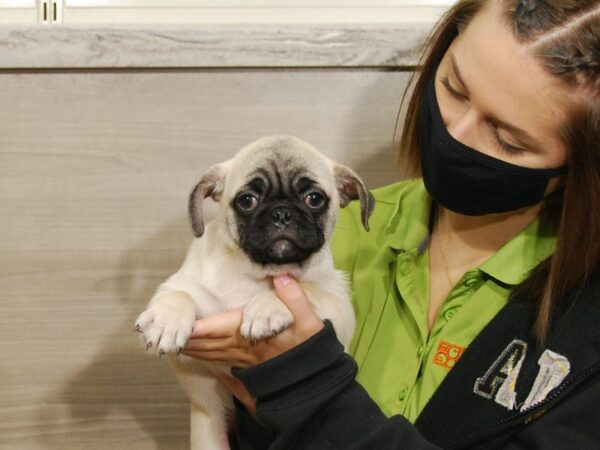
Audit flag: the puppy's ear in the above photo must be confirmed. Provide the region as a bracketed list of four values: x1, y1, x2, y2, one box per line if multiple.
[188, 164, 226, 237]
[334, 164, 375, 231]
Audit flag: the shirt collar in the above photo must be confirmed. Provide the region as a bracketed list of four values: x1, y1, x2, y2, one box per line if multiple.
[384, 179, 557, 286]
[383, 180, 431, 253]
[478, 215, 557, 286]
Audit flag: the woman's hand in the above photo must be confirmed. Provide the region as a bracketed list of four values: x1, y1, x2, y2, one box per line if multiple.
[181, 275, 325, 412]
[182, 275, 324, 366]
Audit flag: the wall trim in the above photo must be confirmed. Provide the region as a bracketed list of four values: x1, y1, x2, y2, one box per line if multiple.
[0, 23, 433, 69]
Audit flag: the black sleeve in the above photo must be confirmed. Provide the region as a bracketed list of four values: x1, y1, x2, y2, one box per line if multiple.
[230, 320, 441, 450]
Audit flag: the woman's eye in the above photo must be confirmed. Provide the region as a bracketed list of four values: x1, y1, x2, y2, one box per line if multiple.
[491, 127, 524, 155]
[237, 193, 258, 211]
[304, 192, 326, 209]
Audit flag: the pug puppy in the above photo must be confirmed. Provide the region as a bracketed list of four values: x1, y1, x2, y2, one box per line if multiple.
[134, 135, 373, 450]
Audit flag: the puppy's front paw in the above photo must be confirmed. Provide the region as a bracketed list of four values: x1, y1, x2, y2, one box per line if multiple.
[134, 292, 196, 355]
[241, 290, 294, 341]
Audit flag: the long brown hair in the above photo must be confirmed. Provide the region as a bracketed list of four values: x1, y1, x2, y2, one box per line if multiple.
[397, 0, 600, 344]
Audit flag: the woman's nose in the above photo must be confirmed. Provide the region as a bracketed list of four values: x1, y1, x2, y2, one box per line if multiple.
[446, 109, 480, 146]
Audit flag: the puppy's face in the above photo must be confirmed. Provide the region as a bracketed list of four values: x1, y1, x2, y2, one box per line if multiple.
[189, 136, 373, 268]
[231, 159, 331, 265]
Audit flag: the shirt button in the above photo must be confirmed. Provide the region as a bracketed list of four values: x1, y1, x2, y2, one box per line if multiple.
[417, 345, 424, 357]
[444, 309, 457, 321]
[398, 387, 408, 401]
[464, 278, 478, 287]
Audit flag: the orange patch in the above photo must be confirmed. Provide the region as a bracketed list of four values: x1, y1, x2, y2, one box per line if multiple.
[433, 341, 465, 370]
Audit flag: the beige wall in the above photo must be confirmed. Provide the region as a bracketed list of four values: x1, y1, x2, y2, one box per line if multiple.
[0, 68, 411, 448]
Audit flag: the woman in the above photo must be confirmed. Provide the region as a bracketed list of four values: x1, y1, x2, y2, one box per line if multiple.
[183, 0, 600, 448]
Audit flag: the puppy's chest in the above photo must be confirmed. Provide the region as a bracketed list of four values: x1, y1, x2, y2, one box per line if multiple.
[198, 275, 271, 314]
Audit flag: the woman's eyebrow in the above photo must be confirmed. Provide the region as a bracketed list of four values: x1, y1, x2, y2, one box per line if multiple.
[451, 53, 542, 151]
[450, 54, 469, 95]
[494, 118, 543, 151]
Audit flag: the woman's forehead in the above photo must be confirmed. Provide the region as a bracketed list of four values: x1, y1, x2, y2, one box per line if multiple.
[447, 0, 573, 157]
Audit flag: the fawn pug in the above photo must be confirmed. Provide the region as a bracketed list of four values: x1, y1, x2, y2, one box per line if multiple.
[135, 135, 373, 449]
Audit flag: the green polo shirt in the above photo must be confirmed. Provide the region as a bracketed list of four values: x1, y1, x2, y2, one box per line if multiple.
[331, 179, 556, 423]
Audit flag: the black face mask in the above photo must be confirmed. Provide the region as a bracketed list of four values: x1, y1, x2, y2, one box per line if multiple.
[418, 75, 568, 216]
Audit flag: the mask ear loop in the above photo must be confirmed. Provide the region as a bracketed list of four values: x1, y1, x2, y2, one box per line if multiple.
[540, 183, 565, 214]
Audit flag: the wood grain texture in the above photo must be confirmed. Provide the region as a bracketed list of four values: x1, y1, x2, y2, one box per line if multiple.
[0, 68, 411, 448]
[0, 23, 431, 69]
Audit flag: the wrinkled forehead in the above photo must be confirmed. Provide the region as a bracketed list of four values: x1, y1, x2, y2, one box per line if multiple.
[227, 147, 335, 196]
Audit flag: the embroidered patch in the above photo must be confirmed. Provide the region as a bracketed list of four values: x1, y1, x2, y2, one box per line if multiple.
[433, 340, 465, 369]
[473, 339, 527, 409]
[473, 340, 571, 412]
[520, 350, 571, 411]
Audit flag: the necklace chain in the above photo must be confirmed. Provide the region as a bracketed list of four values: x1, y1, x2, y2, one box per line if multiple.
[437, 229, 455, 287]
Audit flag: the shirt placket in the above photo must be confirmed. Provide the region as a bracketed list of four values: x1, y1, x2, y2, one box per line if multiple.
[401, 270, 482, 418]
[392, 249, 430, 413]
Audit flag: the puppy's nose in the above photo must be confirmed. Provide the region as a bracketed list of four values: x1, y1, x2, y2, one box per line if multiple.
[271, 207, 293, 228]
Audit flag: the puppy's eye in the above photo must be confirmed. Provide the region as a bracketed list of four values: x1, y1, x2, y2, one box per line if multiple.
[237, 193, 258, 211]
[304, 192, 326, 209]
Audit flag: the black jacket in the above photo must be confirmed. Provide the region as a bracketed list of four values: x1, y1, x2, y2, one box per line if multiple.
[230, 276, 600, 449]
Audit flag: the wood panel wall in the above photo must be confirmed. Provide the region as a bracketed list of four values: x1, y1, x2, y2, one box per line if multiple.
[0, 68, 411, 449]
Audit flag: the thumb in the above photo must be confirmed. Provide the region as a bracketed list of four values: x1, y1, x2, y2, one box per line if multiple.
[273, 275, 322, 326]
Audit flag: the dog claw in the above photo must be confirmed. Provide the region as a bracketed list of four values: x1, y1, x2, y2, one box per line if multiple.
[133, 324, 142, 333]
[146, 342, 152, 350]
[159, 350, 165, 358]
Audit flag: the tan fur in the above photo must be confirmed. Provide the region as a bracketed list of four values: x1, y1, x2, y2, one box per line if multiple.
[135, 136, 368, 449]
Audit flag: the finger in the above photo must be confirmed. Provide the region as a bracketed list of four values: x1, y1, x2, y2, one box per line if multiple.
[184, 336, 236, 352]
[218, 375, 256, 415]
[273, 275, 322, 325]
[180, 349, 255, 367]
[190, 308, 244, 339]
[180, 349, 231, 365]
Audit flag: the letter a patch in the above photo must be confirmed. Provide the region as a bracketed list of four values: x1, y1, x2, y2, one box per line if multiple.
[473, 339, 527, 410]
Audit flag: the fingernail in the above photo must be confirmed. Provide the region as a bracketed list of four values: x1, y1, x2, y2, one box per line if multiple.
[274, 274, 293, 287]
